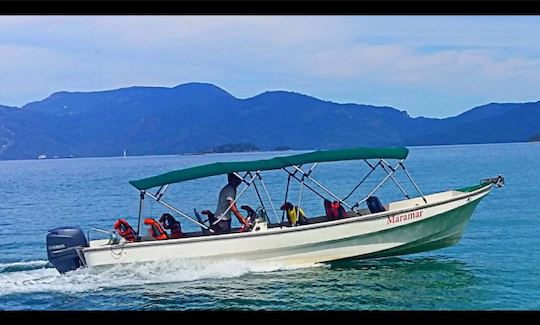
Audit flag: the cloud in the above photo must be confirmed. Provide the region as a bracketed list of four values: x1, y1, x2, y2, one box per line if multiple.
[1, 16, 540, 117]
[301, 44, 540, 87]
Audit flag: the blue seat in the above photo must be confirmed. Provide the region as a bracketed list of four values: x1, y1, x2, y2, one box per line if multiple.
[366, 196, 386, 213]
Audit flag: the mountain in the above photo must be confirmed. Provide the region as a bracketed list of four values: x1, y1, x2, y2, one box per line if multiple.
[0, 82, 539, 160]
[408, 102, 540, 145]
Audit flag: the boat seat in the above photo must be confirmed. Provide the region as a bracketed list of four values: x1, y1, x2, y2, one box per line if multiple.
[366, 196, 386, 213]
[194, 209, 212, 235]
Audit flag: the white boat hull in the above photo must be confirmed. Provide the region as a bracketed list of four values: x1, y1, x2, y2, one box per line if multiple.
[82, 185, 490, 269]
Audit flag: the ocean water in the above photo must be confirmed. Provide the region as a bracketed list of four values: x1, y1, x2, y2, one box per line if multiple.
[0, 143, 538, 310]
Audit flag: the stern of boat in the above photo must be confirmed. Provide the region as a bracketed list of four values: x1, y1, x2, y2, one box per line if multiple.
[46, 227, 89, 273]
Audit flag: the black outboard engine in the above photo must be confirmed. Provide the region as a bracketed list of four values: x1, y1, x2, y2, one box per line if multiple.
[46, 227, 89, 274]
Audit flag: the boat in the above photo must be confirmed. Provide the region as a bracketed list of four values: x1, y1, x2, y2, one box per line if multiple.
[46, 146, 504, 274]
[37, 154, 47, 159]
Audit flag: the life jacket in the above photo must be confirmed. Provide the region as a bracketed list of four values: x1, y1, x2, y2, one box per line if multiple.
[286, 206, 308, 226]
[113, 218, 138, 242]
[144, 218, 168, 240]
[324, 199, 348, 220]
[159, 214, 183, 239]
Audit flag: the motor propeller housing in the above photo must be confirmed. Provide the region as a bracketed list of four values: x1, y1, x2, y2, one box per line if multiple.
[46, 227, 88, 273]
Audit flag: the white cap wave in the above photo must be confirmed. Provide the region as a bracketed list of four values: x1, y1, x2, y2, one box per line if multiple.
[0, 258, 323, 296]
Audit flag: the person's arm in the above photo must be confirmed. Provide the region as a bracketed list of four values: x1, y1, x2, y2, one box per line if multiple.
[228, 199, 248, 226]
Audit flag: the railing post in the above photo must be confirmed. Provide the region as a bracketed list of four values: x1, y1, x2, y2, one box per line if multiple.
[400, 162, 427, 203]
[137, 190, 145, 235]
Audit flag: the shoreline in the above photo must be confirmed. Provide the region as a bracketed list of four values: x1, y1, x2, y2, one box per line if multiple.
[0, 141, 536, 163]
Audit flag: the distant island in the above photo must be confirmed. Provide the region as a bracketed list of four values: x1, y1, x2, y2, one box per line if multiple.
[1, 82, 540, 160]
[197, 143, 295, 154]
[199, 142, 260, 154]
[273, 146, 293, 151]
[528, 134, 540, 142]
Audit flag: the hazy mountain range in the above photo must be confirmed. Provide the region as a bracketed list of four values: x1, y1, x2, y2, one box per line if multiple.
[1, 82, 539, 160]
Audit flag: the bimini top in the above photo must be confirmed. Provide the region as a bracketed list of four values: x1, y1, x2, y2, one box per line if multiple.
[129, 146, 409, 190]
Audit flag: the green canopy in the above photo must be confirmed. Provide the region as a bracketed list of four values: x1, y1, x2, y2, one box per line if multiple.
[129, 146, 409, 190]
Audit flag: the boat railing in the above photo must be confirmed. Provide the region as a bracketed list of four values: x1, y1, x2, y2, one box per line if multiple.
[481, 174, 505, 187]
[87, 227, 117, 244]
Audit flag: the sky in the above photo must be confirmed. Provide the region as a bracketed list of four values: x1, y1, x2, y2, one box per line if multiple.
[1, 16, 540, 118]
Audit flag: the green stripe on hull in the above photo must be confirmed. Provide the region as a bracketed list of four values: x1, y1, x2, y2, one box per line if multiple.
[336, 196, 485, 261]
[456, 183, 490, 193]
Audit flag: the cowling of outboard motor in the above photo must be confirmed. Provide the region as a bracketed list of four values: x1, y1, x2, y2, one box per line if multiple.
[46, 227, 89, 274]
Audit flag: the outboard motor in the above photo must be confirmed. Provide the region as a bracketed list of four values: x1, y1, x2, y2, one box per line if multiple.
[46, 227, 89, 274]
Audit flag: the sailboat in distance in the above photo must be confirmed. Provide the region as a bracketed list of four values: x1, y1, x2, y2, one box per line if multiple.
[123, 149, 127, 158]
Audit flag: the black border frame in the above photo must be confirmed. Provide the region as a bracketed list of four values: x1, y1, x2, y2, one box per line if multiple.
[0, 1, 540, 15]
[0, 0, 539, 317]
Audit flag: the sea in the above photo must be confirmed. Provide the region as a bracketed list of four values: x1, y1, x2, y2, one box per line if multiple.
[0, 142, 538, 310]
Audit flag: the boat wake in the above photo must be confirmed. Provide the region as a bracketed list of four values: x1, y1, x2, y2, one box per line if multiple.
[0, 260, 51, 273]
[0, 258, 324, 296]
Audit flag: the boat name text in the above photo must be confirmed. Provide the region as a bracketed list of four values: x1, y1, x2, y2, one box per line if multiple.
[387, 210, 424, 224]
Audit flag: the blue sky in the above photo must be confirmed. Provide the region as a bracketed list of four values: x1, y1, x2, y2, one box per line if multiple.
[1, 16, 540, 117]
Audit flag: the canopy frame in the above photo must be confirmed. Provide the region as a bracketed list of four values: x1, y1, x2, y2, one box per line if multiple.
[129, 146, 409, 191]
[132, 148, 428, 235]
[210, 170, 260, 225]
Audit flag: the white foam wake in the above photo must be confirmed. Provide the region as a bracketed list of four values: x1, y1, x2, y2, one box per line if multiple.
[0, 258, 324, 296]
[0, 260, 51, 273]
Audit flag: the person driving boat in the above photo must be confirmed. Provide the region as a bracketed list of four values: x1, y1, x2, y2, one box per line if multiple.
[208, 173, 249, 234]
